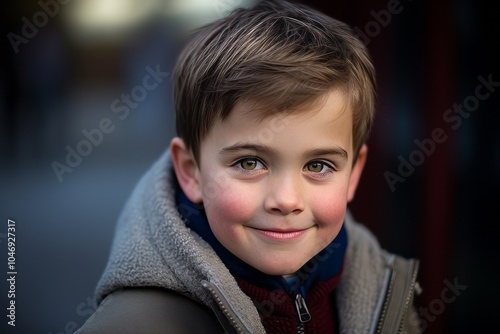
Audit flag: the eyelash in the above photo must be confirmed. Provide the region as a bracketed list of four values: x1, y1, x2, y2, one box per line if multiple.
[231, 157, 267, 174]
[304, 161, 336, 177]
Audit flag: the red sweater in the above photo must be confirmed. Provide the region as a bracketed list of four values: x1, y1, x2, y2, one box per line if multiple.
[235, 271, 342, 333]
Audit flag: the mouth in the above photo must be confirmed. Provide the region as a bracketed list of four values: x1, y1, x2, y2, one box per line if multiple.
[251, 227, 309, 240]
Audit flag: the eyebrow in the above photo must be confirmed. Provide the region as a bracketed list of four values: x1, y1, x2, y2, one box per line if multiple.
[220, 143, 348, 160]
[305, 147, 348, 160]
[220, 143, 278, 155]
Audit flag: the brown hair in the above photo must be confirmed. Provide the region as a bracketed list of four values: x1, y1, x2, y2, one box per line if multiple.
[173, 0, 376, 163]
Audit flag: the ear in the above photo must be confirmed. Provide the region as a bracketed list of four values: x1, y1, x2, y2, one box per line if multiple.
[170, 137, 203, 203]
[347, 144, 368, 203]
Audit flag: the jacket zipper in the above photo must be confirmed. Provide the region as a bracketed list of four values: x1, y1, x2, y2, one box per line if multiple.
[375, 268, 396, 334]
[396, 264, 420, 333]
[202, 280, 249, 334]
[374, 256, 420, 334]
[294, 291, 311, 334]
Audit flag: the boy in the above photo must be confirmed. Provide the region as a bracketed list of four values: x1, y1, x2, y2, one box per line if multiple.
[77, 0, 420, 333]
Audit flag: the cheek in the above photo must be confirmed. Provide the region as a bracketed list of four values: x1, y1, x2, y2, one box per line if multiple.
[310, 188, 347, 236]
[201, 178, 257, 230]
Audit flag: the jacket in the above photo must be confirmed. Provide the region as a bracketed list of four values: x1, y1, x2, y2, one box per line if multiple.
[76, 149, 421, 334]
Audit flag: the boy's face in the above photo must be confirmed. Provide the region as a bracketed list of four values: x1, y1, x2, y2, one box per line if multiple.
[174, 89, 367, 276]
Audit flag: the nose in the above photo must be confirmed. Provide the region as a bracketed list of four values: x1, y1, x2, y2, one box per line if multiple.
[264, 173, 305, 215]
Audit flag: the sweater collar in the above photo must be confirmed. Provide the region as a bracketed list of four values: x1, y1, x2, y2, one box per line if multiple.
[176, 188, 347, 296]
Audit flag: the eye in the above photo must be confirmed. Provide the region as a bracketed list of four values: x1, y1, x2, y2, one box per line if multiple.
[235, 158, 265, 171]
[305, 161, 334, 173]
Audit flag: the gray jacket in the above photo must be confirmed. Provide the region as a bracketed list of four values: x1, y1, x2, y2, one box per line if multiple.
[76, 149, 421, 334]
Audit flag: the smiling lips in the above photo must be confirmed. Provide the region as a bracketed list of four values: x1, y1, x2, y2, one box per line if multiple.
[253, 228, 308, 240]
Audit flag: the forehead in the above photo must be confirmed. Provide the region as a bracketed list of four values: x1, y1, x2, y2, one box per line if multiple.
[204, 89, 354, 154]
[233, 89, 351, 124]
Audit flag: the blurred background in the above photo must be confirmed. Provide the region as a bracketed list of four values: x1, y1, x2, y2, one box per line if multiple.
[1, 0, 498, 333]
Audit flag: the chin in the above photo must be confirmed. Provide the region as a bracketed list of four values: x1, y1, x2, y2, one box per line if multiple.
[254, 261, 305, 277]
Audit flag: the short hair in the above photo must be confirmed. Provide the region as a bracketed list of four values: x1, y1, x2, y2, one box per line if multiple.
[173, 0, 376, 164]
